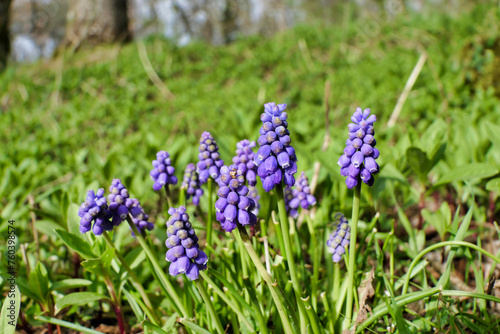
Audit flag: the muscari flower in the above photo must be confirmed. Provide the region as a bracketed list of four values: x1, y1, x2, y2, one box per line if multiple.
[233, 139, 258, 186]
[78, 189, 113, 235]
[181, 163, 204, 206]
[215, 165, 257, 233]
[197, 132, 224, 184]
[338, 107, 380, 189]
[254, 102, 297, 192]
[108, 179, 130, 227]
[165, 206, 208, 280]
[150, 151, 178, 191]
[284, 172, 316, 218]
[126, 198, 154, 233]
[327, 213, 351, 263]
[248, 186, 260, 216]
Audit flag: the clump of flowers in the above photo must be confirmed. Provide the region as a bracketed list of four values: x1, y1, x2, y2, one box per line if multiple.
[165, 206, 208, 280]
[150, 151, 178, 191]
[126, 198, 154, 233]
[215, 165, 257, 232]
[254, 102, 297, 192]
[284, 172, 316, 218]
[338, 107, 380, 189]
[181, 163, 204, 205]
[233, 139, 257, 186]
[78, 189, 113, 235]
[197, 132, 224, 184]
[108, 179, 130, 226]
[327, 213, 351, 263]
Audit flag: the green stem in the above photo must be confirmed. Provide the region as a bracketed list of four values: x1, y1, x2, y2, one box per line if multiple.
[321, 291, 335, 334]
[206, 179, 214, 255]
[301, 296, 323, 334]
[200, 271, 255, 333]
[102, 232, 159, 324]
[272, 211, 287, 260]
[164, 185, 174, 209]
[343, 183, 361, 330]
[275, 183, 310, 332]
[179, 187, 186, 207]
[125, 216, 189, 318]
[306, 215, 320, 310]
[235, 226, 296, 334]
[195, 280, 225, 334]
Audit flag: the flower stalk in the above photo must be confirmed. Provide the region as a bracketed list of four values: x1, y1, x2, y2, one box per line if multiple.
[195, 279, 225, 334]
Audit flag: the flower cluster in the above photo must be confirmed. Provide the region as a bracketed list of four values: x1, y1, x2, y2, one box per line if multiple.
[78, 180, 154, 236]
[165, 206, 208, 280]
[78, 189, 113, 235]
[108, 179, 130, 226]
[254, 102, 297, 192]
[181, 163, 203, 206]
[326, 213, 351, 263]
[232, 140, 257, 186]
[197, 132, 224, 184]
[284, 172, 316, 218]
[127, 198, 154, 233]
[215, 165, 257, 232]
[338, 108, 380, 189]
[150, 151, 178, 191]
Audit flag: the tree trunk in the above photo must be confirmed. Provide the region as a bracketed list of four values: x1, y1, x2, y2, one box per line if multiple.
[0, 0, 12, 70]
[65, 0, 130, 48]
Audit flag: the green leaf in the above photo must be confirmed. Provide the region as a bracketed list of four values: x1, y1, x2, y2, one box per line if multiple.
[81, 248, 115, 276]
[124, 247, 146, 270]
[406, 147, 430, 182]
[35, 315, 105, 334]
[16, 276, 41, 303]
[35, 220, 63, 239]
[142, 320, 171, 334]
[55, 229, 96, 259]
[485, 122, 500, 148]
[67, 203, 84, 237]
[179, 319, 212, 334]
[486, 178, 500, 193]
[435, 163, 499, 186]
[28, 262, 50, 305]
[0, 285, 20, 334]
[55, 292, 110, 315]
[51, 279, 93, 292]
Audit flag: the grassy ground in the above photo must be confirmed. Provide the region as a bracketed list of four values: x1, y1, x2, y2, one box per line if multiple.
[1, 1, 500, 333]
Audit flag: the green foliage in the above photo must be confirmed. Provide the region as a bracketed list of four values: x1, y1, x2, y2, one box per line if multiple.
[1, 1, 500, 333]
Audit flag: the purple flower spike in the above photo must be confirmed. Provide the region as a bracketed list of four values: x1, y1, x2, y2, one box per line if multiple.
[216, 165, 257, 232]
[108, 179, 131, 227]
[233, 140, 259, 187]
[78, 189, 113, 235]
[327, 213, 351, 263]
[197, 132, 224, 184]
[150, 151, 178, 191]
[339, 107, 380, 189]
[126, 198, 154, 234]
[254, 102, 297, 192]
[181, 163, 204, 206]
[165, 206, 207, 281]
[284, 172, 317, 218]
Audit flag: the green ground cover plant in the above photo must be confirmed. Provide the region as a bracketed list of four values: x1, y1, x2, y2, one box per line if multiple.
[1, 2, 500, 333]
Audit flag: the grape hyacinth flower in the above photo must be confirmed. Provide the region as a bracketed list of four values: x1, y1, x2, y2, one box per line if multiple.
[215, 165, 257, 233]
[284, 172, 316, 218]
[150, 151, 178, 191]
[78, 189, 113, 235]
[338, 107, 380, 189]
[233, 139, 258, 186]
[248, 186, 260, 216]
[181, 163, 204, 205]
[254, 102, 297, 192]
[197, 132, 224, 184]
[108, 179, 130, 227]
[126, 198, 154, 233]
[165, 206, 208, 280]
[327, 213, 351, 263]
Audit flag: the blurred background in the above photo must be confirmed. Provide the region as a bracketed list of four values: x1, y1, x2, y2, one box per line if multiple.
[0, 0, 475, 64]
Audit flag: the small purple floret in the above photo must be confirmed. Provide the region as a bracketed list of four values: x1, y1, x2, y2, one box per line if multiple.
[181, 163, 204, 206]
[150, 151, 178, 191]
